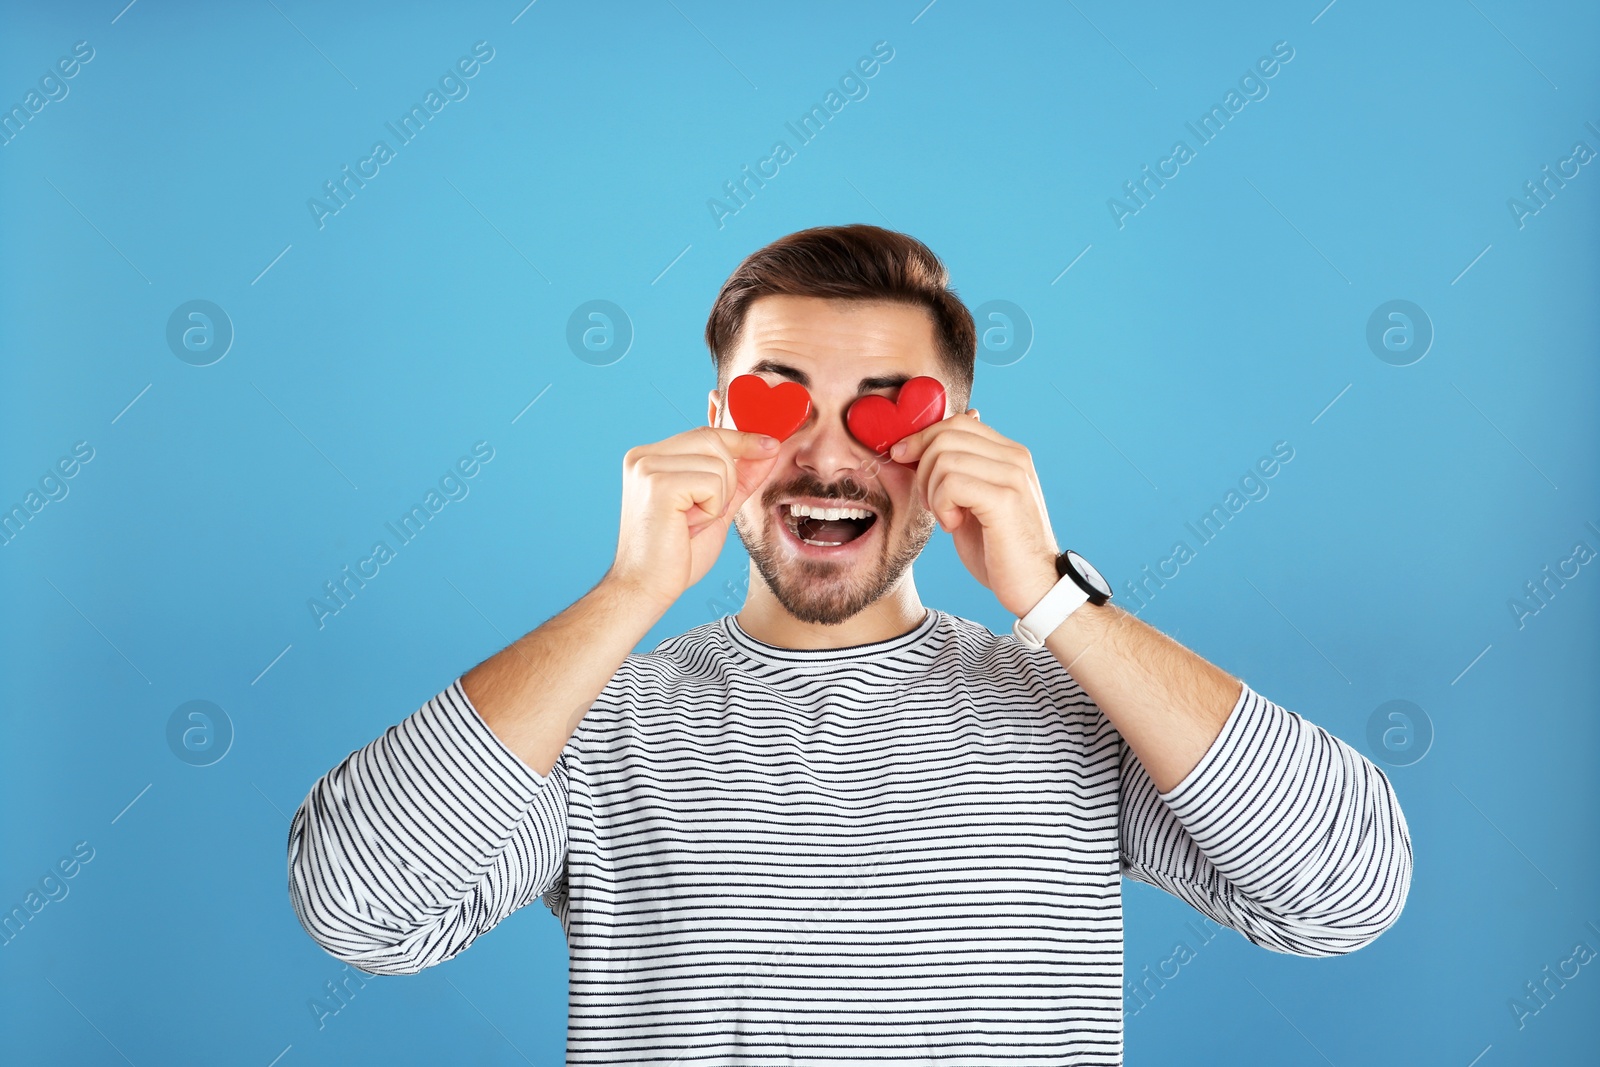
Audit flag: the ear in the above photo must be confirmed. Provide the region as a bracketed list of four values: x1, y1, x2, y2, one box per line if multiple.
[706, 388, 721, 428]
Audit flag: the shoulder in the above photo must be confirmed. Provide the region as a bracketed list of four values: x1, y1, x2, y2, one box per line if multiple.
[934, 610, 1099, 717]
[591, 617, 733, 704]
[567, 619, 733, 753]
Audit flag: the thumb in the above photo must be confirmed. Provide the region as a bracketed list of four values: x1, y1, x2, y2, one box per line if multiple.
[688, 450, 780, 536]
[721, 450, 780, 520]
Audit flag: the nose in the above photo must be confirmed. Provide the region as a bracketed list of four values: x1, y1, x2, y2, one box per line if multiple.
[790, 399, 877, 486]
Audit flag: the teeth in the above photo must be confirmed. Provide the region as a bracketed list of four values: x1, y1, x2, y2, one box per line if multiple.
[785, 503, 873, 520]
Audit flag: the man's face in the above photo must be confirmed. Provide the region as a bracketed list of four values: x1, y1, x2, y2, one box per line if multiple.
[707, 294, 957, 626]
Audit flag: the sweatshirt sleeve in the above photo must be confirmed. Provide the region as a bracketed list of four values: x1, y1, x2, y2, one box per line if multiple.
[1119, 680, 1413, 956]
[286, 677, 571, 975]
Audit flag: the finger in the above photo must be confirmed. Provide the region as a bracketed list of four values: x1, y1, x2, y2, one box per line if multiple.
[635, 452, 738, 478]
[890, 409, 1004, 464]
[663, 427, 778, 508]
[685, 423, 783, 520]
[692, 425, 782, 461]
[909, 422, 1024, 513]
[914, 419, 1019, 470]
[721, 451, 781, 519]
[660, 427, 779, 481]
[884, 413, 956, 465]
[729, 430, 782, 458]
[925, 451, 1028, 529]
[926, 465, 1016, 532]
[644, 447, 777, 527]
[634, 451, 738, 509]
[665, 471, 733, 530]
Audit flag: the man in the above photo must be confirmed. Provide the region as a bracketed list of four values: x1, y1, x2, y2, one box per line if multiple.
[287, 224, 1412, 1064]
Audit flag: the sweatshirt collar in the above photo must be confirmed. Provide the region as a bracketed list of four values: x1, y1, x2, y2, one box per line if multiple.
[720, 608, 942, 671]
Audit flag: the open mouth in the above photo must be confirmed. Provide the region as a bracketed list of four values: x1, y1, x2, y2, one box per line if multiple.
[779, 501, 879, 549]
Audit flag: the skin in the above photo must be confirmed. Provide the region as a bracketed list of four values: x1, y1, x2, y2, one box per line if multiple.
[463, 293, 1242, 793]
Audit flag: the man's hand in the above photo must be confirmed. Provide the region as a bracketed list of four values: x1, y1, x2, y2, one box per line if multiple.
[607, 426, 780, 609]
[889, 410, 1060, 619]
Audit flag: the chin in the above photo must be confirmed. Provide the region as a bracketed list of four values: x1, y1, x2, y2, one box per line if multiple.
[733, 504, 935, 626]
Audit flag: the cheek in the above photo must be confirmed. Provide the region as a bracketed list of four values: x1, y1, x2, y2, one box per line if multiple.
[871, 462, 919, 517]
[738, 493, 769, 528]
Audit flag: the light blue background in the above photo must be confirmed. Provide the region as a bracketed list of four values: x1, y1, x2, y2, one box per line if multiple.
[2, 1, 1596, 1064]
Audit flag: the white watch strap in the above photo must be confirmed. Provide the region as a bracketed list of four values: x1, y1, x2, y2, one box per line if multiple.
[1011, 572, 1090, 649]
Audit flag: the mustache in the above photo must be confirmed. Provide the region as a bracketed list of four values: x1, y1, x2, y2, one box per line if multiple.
[761, 474, 889, 515]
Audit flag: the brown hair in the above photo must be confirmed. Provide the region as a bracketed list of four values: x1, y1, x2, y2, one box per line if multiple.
[704, 224, 976, 404]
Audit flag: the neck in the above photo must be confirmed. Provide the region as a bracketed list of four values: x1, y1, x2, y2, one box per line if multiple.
[734, 565, 927, 649]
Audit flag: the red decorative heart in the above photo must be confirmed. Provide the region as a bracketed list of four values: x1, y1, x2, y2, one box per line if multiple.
[846, 376, 948, 455]
[726, 374, 811, 441]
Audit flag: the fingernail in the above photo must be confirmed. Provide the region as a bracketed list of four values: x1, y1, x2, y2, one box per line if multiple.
[890, 441, 906, 459]
[759, 436, 778, 450]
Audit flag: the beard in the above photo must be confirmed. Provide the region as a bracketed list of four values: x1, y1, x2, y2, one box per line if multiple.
[732, 472, 937, 626]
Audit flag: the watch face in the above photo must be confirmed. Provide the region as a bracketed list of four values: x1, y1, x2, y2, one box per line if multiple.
[1067, 551, 1112, 598]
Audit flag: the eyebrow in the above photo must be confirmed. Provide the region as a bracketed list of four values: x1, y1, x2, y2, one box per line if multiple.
[744, 358, 912, 393]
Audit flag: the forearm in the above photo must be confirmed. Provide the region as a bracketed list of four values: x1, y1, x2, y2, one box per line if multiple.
[1043, 599, 1242, 793]
[461, 572, 671, 776]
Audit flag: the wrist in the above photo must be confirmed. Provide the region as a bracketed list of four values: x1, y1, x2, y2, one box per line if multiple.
[1007, 556, 1063, 619]
[1042, 597, 1119, 665]
[596, 569, 678, 622]
[1003, 544, 1118, 655]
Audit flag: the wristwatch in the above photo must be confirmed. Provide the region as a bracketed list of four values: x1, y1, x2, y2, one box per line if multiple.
[1011, 549, 1113, 649]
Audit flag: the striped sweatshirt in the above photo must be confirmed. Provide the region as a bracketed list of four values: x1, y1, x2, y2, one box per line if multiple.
[287, 608, 1413, 1065]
